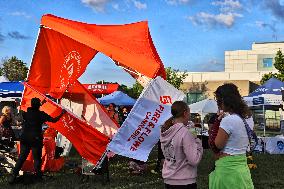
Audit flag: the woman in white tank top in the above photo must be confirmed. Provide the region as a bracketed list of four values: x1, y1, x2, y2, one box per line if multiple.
[209, 83, 254, 189]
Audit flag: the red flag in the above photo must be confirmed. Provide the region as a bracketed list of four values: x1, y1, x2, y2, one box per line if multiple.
[27, 27, 98, 99]
[61, 80, 119, 138]
[21, 83, 109, 165]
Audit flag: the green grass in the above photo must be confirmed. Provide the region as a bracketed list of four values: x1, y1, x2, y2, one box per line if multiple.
[0, 149, 283, 189]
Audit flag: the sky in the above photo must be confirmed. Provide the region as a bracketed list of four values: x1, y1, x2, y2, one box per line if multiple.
[0, 0, 284, 86]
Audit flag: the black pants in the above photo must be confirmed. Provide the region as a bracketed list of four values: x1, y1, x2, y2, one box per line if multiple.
[165, 183, 197, 189]
[155, 140, 165, 171]
[13, 141, 43, 176]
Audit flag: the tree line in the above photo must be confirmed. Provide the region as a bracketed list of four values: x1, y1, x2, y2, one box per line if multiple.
[0, 56, 189, 99]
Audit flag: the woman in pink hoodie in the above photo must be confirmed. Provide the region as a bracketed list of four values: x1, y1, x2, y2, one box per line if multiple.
[160, 101, 203, 189]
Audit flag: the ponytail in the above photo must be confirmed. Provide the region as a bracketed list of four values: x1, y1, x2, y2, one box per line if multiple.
[164, 116, 174, 128]
[161, 101, 189, 132]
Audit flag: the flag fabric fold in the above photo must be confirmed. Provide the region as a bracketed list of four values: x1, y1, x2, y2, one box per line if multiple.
[21, 83, 109, 165]
[60, 80, 119, 138]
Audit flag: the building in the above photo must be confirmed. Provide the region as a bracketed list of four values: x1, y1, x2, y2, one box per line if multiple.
[182, 42, 284, 104]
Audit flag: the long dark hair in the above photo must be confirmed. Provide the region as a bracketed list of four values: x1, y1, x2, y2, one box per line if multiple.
[163, 101, 189, 130]
[214, 83, 251, 118]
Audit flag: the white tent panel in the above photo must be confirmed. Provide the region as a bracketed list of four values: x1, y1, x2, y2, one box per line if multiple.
[189, 99, 218, 114]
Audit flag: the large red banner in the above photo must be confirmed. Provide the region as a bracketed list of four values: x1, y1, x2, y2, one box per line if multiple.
[21, 83, 109, 165]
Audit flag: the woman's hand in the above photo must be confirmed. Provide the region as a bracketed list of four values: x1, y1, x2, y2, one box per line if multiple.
[217, 110, 225, 121]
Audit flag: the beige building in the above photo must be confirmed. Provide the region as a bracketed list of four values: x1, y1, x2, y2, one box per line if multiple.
[182, 42, 284, 103]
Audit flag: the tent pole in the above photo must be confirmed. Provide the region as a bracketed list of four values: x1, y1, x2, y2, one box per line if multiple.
[263, 104, 266, 137]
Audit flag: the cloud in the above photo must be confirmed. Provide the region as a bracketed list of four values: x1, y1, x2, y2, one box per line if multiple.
[265, 0, 284, 21]
[81, 0, 110, 12]
[112, 3, 120, 10]
[188, 12, 242, 28]
[165, 0, 193, 5]
[255, 21, 276, 32]
[200, 59, 224, 71]
[8, 31, 30, 40]
[132, 0, 147, 10]
[188, 0, 243, 29]
[212, 0, 242, 12]
[9, 11, 31, 19]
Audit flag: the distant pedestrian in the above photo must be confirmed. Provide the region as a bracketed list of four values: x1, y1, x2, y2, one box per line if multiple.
[0, 106, 15, 140]
[160, 101, 203, 189]
[107, 103, 119, 124]
[119, 107, 129, 125]
[209, 83, 254, 189]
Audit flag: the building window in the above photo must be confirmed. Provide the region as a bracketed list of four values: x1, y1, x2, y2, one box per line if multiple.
[262, 58, 273, 68]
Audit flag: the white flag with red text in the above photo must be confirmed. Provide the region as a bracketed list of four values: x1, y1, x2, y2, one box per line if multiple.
[107, 76, 185, 161]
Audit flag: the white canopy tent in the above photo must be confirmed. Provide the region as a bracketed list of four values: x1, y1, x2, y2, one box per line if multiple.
[189, 99, 218, 134]
[189, 98, 218, 115]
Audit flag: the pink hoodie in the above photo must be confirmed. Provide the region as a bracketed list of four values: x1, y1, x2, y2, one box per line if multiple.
[160, 123, 203, 185]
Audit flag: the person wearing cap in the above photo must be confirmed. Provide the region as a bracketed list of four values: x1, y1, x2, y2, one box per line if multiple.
[9, 97, 66, 184]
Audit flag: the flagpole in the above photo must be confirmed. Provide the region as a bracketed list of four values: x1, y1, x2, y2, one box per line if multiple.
[93, 149, 108, 170]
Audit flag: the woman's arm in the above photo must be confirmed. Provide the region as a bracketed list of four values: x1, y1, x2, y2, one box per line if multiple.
[183, 132, 203, 166]
[214, 128, 229, 150]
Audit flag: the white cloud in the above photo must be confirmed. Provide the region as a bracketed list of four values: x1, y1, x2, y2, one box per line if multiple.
[188, 12, 242, 28]
[193, 59, 224, 72]
[212, 0, 242, 13]
[9, 11, 31, 19]
[112, 3, 120, 11]
[166, 0, 192, 5]
[132, 0, 147, 10]
[81, 0, 110, 12]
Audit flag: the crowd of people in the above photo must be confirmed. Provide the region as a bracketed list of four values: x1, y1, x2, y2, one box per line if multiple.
[0, 83, 256, 188]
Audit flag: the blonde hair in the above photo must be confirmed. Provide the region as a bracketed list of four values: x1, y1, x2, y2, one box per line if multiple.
[2, 106, 12, 116]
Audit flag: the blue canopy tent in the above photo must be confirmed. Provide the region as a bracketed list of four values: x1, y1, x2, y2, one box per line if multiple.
[243, 78, 284, 136]
[244, 78, 284, 106]
[98, 91, 136, 106]
[0, 82, 24, 101]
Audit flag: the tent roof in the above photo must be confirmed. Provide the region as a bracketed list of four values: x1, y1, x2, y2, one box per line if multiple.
[0, 82, 24, 100]
[41, 14, 166, 80]
[189, 99, 218, 114]
[0, 82, 24, 93]
[249, 77, 284, 97]
[98, 91, 136, 106]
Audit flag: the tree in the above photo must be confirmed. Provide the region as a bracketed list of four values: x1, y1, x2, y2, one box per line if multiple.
[123, 67, 188, 99]
[96, 80, 118, 84]
[188, 82, 208, 94]
[118, 82, 143, 99]
[0, 56, 29, 81]
[261, 50, 284, 84]
[166, 67, 188, 89]
[186, 82, 208, 104]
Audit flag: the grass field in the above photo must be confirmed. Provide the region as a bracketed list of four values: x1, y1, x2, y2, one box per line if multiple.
[0, 149, 283, 189]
